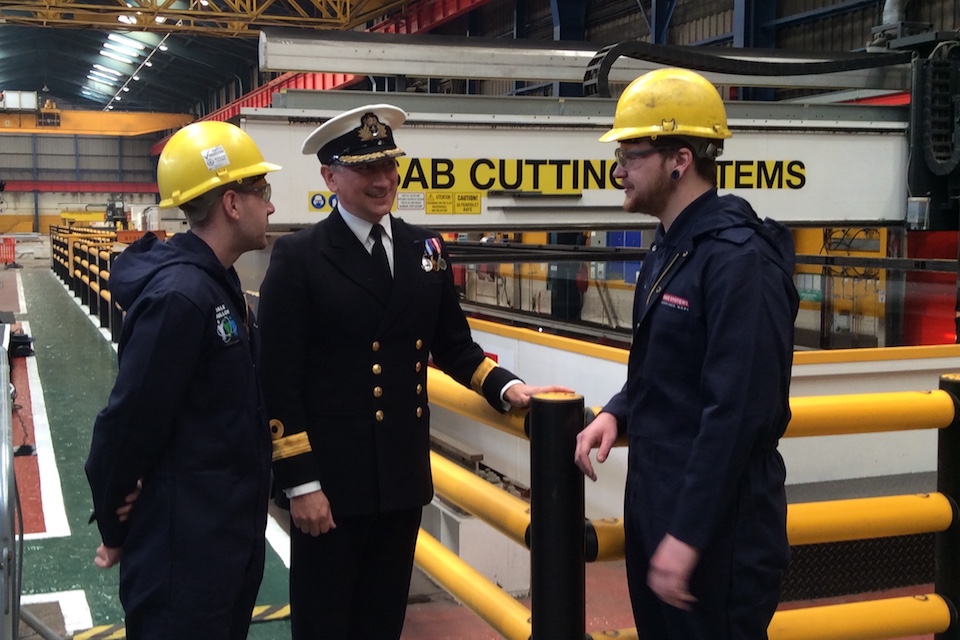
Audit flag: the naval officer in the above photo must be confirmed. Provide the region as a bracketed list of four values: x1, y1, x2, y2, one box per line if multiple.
[258, 103, 570, 639]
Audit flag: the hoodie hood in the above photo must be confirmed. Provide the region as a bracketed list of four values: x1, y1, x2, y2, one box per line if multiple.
[686, 191, 796, 279]
[110, 231, 229, 310]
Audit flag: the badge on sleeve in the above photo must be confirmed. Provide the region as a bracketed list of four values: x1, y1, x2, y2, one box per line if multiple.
[215, 303, 241, 344]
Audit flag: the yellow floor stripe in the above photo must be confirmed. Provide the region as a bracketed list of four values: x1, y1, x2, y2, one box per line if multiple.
[72, 604, 291, 638]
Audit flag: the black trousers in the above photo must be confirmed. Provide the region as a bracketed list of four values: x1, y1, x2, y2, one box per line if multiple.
[290, 507, 422, 640]
[624, 515, 782, 640]
[122, 541, 264, 640]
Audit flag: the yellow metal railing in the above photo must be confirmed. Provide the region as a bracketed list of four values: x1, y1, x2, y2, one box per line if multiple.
[427, 365, 960, 640]
[49, 237, 960, 640]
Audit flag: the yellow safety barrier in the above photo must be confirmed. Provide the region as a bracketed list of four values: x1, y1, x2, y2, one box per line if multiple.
[787, 492, 954, 545]
[45, 231, 960, 639]
[587, 517, 625, 562]
[587, 595, 952, 640]
[427, 367, 528, 439]
[768, 594, 951, 640]
[415, 530, 532, 640]
[552, 492, 956, 561]
[51, 226, 122, 340]
[787, 391, 957, 436]
[430, 451, 530, 545]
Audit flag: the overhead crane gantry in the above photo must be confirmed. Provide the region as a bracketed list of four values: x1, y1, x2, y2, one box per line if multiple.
[0, 0, 416, 36]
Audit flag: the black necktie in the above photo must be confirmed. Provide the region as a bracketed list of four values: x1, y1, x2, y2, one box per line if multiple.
[370, 224, 393, 289]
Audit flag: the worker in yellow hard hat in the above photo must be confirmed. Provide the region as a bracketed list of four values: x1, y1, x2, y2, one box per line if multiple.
[85, 120, 280, 640]
[575, 68, 799, 640]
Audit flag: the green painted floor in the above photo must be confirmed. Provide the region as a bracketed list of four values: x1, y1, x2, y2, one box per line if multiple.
[18, 267, 291, 638]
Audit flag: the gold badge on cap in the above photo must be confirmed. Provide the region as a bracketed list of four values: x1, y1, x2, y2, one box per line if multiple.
[358, 113, 388, 142]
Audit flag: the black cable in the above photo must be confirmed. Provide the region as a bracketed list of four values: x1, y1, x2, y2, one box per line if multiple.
[584, 40, 915, 96]
[14, 471, 24, 639]
[11, 384, 34, 457]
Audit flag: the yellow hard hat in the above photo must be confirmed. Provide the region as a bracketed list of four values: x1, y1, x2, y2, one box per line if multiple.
[158, 121, 281, 208]
[600, 68, 732, 143]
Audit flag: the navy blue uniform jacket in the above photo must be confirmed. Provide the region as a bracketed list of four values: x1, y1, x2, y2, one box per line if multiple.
[259, 210, 516, 517]
[85, 231, 271, 613]
[604, 189, 798, 572]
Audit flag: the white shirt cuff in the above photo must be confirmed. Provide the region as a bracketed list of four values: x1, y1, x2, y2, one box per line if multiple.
[499, 378, 523, 411]
[284, 481, 322, 499]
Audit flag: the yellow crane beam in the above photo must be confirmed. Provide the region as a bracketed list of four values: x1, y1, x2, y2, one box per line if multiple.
[0, 0, 414, 36]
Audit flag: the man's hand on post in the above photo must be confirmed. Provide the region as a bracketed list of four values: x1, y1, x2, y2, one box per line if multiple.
[503, 383, 573, 408]
[574, 411, 618, 481]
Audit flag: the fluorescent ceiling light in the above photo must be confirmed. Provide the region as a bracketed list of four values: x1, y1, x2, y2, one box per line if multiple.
[87, 74, 118, 85]
[159, 44, 168, 51]
[117, 15, 136, 25]
[144, 60, 153, 67]
[121, 87, 130, 92]
[133, 75, 140, 81]
[115, 96, 122, 101]
[100, 50, 133, 65]
[107, 33, 146, 50]
[89, 70, 118, 81]
[104, 42, 142, 58]
[93, 64, 123, 77]
[82, 87, 111, 98]
[155, 16, 167, 24]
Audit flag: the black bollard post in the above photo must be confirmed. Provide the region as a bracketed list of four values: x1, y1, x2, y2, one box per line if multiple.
[529, 391, 585, 640]
[936, 374, 960, 640]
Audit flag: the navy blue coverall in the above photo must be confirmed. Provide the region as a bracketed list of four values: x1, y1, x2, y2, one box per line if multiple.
[85, 231, 271, 640]
[603, 189, 799, 640]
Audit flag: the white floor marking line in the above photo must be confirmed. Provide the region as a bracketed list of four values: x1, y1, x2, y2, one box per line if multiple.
[59, 280, 117, 351]
[21, 589, 94, 635]
[266, 514, 291, 569]
[21, 321, 70, 539]
[16, 270, 27, 314]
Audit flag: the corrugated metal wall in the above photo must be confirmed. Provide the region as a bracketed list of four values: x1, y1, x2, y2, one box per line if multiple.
[0, 133, 155, 183]
[461, 0, 959, 78]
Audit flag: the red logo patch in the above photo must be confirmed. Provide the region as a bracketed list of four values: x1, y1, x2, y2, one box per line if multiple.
[661, 293, 689, 311]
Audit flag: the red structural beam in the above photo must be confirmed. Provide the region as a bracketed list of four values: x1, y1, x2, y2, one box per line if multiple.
[844, 91, 910, 106]
[4, 181, 157, 193]
[373, 0, 492, 34]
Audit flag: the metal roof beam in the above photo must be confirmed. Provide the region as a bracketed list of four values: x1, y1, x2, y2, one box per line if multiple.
[0, 0, 417, 36]
[259, 29, 913, 92]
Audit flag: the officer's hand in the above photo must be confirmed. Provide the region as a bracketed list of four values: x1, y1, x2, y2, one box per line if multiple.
[116, 479, 142, 523]
[94, 543, 121, 569]
[574, 412, 618, 481]
[648, 534, 699, 610]
[291, 490, 336, 536]
[503, 384, 574, 408]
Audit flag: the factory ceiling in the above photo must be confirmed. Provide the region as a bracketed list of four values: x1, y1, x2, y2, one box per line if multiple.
[0, 0, 416, 113]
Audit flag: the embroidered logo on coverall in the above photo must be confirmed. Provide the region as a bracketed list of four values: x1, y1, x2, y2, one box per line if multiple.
[661, 293, 690, 311]
[215, 304, 240, 344]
